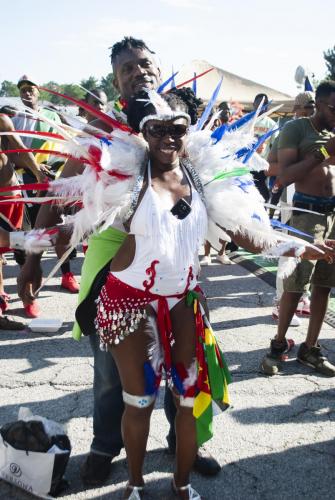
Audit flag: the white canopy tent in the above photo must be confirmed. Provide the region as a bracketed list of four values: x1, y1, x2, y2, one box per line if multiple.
[169, 60, 294, 114]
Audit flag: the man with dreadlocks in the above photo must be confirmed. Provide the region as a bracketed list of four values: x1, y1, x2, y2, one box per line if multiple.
[17, 37, 221, 487]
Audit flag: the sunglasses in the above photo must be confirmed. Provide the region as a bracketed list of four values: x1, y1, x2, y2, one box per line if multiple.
[146, 123, 188, 139]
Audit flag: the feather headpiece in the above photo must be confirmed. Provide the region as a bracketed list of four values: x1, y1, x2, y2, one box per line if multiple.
[137, 89, 191, 130]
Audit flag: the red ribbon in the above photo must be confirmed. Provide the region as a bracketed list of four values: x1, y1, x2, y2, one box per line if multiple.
[157, 297, 173, 374]
[0, 182, 50, 192]
[3, 130, 65, 140]
[0, 148, 72, 160]
[39, 87, 133, 134]
[167, 68, 214, 91]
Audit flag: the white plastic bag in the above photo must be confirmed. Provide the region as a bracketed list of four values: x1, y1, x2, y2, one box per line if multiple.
[0, 407, 71, 498]
[0, 435, 54, 499]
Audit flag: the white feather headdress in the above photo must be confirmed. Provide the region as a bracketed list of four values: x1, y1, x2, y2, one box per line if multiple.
[137, 89, 191, 130]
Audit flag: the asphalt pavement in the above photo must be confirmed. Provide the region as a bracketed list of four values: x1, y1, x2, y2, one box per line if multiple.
[0, 249, 334, 499]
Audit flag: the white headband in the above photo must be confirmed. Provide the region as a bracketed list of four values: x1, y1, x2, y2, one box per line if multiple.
[139, 112, 191, 131]
[136, 89, 191, 131]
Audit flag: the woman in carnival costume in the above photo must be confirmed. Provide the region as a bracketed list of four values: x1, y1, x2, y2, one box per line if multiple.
[93, 91, 227, 499]
[2, 87, 334, 499]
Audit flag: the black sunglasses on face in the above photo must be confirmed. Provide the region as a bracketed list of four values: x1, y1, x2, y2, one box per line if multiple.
[146, 123, 188, 139]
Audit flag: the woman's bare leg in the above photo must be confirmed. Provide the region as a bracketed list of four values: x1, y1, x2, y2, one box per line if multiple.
[109, 311, 155, 489]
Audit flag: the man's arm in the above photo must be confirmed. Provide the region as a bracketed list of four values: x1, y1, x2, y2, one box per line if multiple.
[277, 147, 321, 187]
[33, 158, 85, 228]
[265, 145, 280, 177]
[0, 114, 48, 181]
[277, 123, 335, 187]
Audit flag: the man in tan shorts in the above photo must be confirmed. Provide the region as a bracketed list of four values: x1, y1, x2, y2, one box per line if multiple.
[261, 80, 335, 376]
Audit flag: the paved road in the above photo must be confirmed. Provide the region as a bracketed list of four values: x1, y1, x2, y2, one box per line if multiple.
[0, 250, 334, 499]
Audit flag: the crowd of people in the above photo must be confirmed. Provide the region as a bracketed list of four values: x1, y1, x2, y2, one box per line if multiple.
[1, 36, 335, 499]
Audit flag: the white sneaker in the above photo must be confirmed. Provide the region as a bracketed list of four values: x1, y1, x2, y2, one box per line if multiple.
[272, 304, 301, 327]
[200, 256, 211, 266]
[216, 254, 232, 265]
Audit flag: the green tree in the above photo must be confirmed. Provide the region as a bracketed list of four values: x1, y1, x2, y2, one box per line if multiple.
[80, 76, 99, 92]
[40, 82, 85, 105]
[62, 84, 85, 104]
[324, 45, 335, 80]
[0, 80, 19, 97]
[100, 72, 119, 101]
[39, 81, 62, 104]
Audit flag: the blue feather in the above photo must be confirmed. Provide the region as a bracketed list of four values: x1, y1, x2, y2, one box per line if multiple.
[270, 219, 313, 239]
[225, 100, 272, 135]
[196, 77, 223, 131]
[157, 70, 179, 93]
[192, 72, 197, 96]
[211, 123, 227, 143]
[233, 146, 250, 159]
[243, 127, 281, 163]
[224, 110, 256, 133]
[170, 66, 177, 89]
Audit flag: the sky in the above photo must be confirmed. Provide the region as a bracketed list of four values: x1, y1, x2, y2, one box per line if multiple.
[2, 0, 334, 97]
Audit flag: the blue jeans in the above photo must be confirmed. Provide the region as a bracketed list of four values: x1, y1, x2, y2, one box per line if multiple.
[89, 333, 176, 457]
[89, 333, 124, 457]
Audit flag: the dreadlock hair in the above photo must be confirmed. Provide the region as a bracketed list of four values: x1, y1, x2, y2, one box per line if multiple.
[315, 80, 335, 101]
[109, 37, 155, 66]
[168, 87, 202, 125]
[127, 90, 189, 133]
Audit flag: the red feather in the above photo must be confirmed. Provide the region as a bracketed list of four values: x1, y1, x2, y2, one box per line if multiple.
[169, 68, 214, 90]
[39, 87, 133, 133]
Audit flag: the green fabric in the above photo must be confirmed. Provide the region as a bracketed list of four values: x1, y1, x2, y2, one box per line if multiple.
[72, 226, 127, 340]
[278, 117, 333, 157]
[31, 109, 62, 150]
[196, 403, 213, 446]
[186, 290, 199, 306]
[206, 344, 228, 400]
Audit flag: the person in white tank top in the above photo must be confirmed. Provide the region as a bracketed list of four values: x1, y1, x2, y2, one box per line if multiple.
[95, 90, 231, 500]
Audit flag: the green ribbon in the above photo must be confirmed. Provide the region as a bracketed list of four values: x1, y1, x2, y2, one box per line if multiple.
[204, 167, 250, 186]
